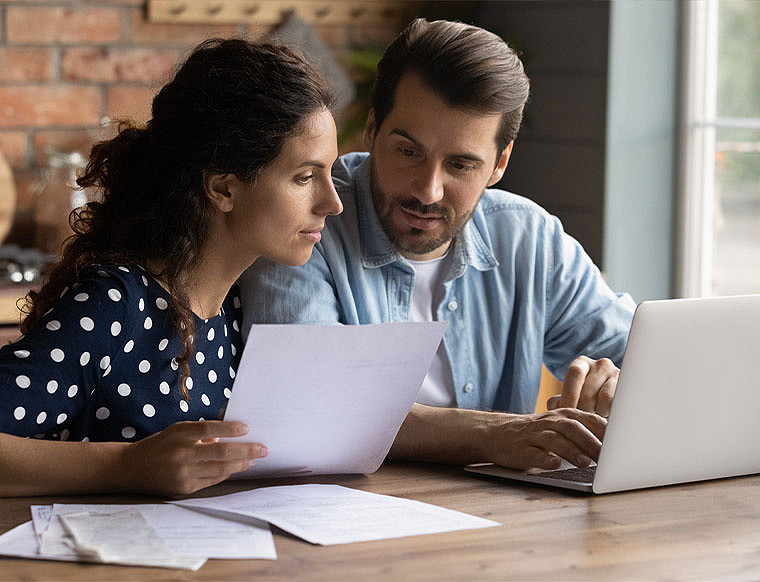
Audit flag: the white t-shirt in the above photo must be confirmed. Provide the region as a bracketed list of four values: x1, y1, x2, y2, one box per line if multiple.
[407, 254, 456, 407]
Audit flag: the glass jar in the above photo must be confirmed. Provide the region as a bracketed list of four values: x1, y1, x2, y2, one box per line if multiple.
[33, 149, 90, 255]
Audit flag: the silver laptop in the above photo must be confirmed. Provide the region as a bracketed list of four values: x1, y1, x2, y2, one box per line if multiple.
[465, 294, 760, 494]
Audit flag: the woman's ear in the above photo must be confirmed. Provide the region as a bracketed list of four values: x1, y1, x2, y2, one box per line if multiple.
[202, 171, 236, 213]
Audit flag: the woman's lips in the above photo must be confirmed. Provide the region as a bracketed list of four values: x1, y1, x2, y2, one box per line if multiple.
[300, 228, 323, 243]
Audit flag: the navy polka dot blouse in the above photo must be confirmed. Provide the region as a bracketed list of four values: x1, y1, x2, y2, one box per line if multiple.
[0, 264, 242, 442]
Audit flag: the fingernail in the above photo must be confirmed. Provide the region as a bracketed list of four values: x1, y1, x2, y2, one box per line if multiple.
[577, 455, 591, 467]
[248, 459, 257, 467]
[257, 445, 268, 457]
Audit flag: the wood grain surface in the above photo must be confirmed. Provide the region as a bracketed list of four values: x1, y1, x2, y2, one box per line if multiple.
[2, 461, 759, 581]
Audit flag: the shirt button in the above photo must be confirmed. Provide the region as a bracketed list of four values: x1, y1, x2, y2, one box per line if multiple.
[463, 383, 474, 393]
[447, 300, 458, 311]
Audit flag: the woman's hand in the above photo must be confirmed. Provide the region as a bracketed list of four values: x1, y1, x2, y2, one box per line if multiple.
[123, 420, 267, 496]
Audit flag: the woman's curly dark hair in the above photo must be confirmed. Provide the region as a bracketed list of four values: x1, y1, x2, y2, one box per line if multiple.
[20, 38, 333, 397]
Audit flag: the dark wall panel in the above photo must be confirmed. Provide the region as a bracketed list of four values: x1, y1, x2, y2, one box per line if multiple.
[472, 1, 610, 265]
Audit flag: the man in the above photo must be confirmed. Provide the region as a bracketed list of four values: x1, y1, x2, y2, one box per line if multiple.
[239, 19, 635, 471]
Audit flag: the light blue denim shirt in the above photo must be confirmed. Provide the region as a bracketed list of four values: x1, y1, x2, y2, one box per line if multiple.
[239, 153, 635, 414]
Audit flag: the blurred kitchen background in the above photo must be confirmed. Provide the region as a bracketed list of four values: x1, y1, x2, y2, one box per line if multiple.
[0, 0, 758, 331]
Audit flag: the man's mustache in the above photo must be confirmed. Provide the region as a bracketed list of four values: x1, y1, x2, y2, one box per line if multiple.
[397, 199, 451, 220]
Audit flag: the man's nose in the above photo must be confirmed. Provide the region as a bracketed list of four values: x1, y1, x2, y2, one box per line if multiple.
[412, 163, 444, 206]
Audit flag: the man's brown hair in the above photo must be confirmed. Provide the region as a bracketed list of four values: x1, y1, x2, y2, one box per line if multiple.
[370, 18, 530, 153]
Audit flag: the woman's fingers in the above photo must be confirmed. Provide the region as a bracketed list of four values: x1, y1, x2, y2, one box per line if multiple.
[193, 440, 268, 463]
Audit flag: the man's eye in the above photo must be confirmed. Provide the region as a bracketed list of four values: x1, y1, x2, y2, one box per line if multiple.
[450, 161, 473, 172]
[399, 148, 416, 157]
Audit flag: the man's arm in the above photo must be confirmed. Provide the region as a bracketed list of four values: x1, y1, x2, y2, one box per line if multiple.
[389, 403, 606, 470]
[537, 215, 634, 416]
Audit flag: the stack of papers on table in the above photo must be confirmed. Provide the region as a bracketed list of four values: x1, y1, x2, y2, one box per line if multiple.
[0, 502, 276, 569]
[0, 484, 499, 568]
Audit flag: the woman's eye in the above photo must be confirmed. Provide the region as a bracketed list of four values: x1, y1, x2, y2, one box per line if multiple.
[295, 174, 314, 185]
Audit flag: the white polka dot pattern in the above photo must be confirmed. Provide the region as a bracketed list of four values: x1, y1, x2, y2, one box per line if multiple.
[0, 264, 244, 443]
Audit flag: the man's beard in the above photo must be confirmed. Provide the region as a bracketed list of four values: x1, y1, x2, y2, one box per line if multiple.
[370, 164, 473, 257]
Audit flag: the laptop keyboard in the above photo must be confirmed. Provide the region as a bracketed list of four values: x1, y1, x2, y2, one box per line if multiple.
[537, 465, 597, 483]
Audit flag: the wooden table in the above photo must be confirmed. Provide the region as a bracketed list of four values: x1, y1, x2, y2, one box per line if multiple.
[2, 461, 759, 581]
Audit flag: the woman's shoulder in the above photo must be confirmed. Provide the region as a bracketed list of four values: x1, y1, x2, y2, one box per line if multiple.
[73, 264, 163, 302]
[58, 263, 168, 329]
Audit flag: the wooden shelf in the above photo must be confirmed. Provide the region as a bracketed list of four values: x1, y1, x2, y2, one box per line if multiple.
[148, 0, 406, 26]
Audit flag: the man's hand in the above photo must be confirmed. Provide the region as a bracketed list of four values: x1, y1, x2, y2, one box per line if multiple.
[389, 403, 606, 471]
[482, 408, 606, 470]
[546, 356, 619, 417]
[124, 421, 268, 496]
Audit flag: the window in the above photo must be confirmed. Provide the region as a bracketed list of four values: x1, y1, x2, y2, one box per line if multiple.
[678, 0, 760, 297]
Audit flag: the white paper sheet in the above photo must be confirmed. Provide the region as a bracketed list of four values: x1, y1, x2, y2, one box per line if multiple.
[225, 322, 447, 478]
[173, 483, 500, 545]
[30, 505, 52, 539]
[40, 503, 276, 560]
[59, 509, 206, 570]
[0, 521, 78, 563]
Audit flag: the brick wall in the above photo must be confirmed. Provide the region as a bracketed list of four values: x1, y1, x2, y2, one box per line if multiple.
[0, 0, 402, 248]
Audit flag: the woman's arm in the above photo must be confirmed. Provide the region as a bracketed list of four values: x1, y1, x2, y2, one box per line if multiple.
[0, 420, 267, 497]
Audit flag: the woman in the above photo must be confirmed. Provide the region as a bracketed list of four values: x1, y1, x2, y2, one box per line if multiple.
[0, 39, 342, 497]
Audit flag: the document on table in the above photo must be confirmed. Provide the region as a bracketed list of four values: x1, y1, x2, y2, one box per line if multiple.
[224, 322, 447, 478]
[58, 509, 205, 570]
[174, 483, 500, 545]
[0, 502, 276, 568]
[37, 503, 275, 560]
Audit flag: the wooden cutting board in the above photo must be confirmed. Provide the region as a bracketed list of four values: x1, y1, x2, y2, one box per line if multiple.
[0, 150, 22, 327]
[0, 151, 16, 243]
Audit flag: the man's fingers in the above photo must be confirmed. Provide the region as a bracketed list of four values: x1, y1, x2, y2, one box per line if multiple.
[546, 395, 561, 410]
[594, 376, 616, 417]
[523, 447, 562, 471]
[535, 429, 594, 467]
[559, 357, 591, 408]
[541, 416, 602, 460]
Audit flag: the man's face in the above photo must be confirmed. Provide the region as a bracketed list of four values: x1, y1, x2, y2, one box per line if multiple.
[364, 72, 512, 260]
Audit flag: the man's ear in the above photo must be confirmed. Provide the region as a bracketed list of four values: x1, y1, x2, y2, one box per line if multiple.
[363, 109, 377, 150]
[487, 141, 514, 187]
[202, 171, 236, 213]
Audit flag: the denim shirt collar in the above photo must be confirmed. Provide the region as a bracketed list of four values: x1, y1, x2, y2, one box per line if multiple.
[352, 155, 499, 277]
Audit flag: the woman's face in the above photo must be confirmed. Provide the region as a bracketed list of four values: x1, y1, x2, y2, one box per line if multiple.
[227, 108, 343, 266]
